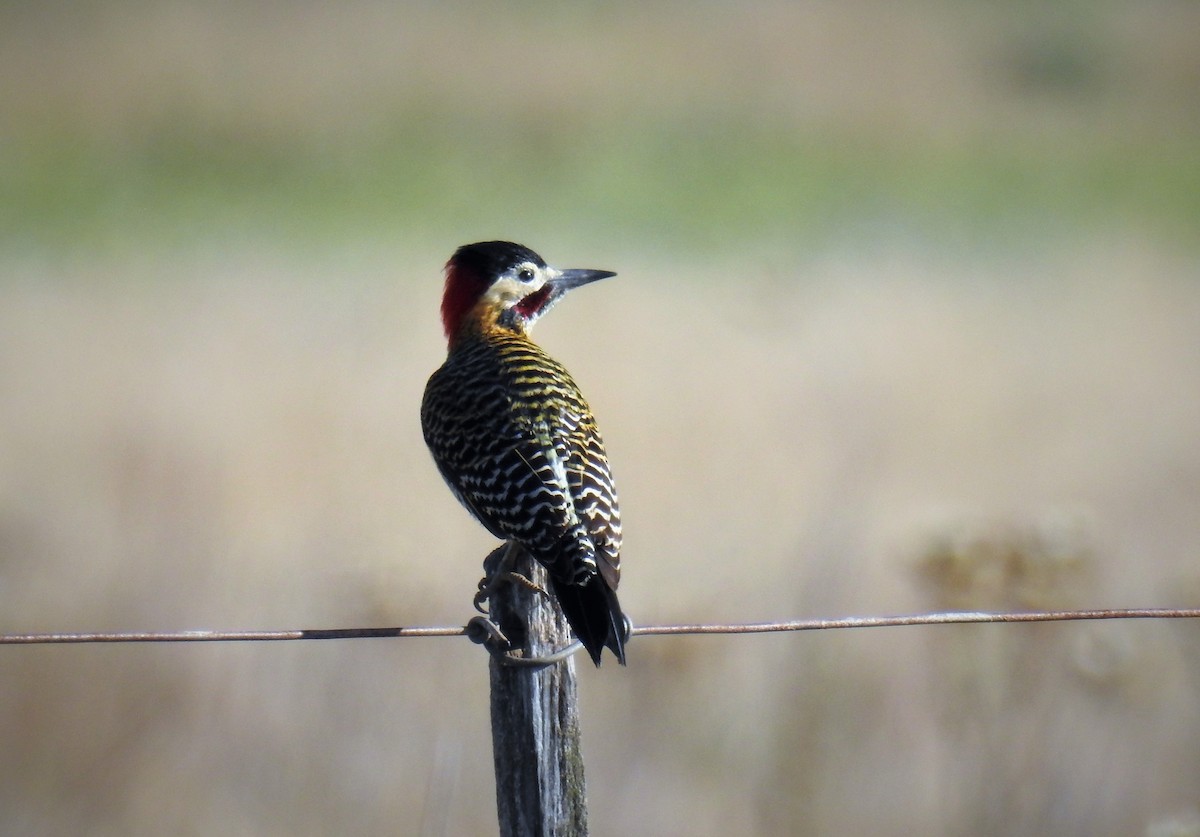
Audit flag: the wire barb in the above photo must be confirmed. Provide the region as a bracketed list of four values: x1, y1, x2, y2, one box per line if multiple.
[492, 637, 584, 669]
[467, 611, 584, 668]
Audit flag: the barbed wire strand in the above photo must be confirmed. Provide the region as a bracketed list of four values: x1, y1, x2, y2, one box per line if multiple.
[1, 608, 1198, 645]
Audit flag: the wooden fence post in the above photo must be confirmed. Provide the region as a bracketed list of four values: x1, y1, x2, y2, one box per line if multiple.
[487, 547, 588, 837]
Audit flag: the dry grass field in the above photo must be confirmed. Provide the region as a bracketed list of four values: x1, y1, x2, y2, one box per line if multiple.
[2, 3, 1199, 835]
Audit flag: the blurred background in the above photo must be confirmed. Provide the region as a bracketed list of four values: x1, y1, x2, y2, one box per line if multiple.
[2, 2, 1199, 834]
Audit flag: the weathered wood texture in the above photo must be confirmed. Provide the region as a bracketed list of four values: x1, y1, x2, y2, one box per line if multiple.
[488, 548, 588, 837]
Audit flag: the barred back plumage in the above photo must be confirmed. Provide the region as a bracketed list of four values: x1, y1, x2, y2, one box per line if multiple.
[421, 242, 627, 666]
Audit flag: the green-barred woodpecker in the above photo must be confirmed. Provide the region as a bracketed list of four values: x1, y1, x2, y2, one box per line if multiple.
[421, 241, 627, 666]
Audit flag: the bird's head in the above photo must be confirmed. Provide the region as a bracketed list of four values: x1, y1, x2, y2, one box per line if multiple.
[439, 241, 616, 344]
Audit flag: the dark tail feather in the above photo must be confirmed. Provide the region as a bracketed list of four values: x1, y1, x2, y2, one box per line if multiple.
[550, 576, 628, 667]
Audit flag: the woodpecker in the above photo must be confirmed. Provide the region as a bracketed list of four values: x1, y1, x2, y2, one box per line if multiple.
[421, 241, 628, 666]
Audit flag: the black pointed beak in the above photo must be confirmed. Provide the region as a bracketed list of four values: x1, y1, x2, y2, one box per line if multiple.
[514, 266, 616, 322]
[552, 268, 617, 293]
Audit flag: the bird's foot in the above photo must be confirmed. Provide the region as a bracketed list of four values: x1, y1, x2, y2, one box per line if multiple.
[473, 543, 548, 613]
[473, 570, 548, 612]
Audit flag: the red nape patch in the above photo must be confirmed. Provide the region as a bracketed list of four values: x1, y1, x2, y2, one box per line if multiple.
[514, 286, 551, 320]
[440, 263, 487, 339]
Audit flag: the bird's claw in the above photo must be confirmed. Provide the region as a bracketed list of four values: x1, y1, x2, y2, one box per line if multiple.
[474, 569, 548, 613]
[504, 571, 548, 596]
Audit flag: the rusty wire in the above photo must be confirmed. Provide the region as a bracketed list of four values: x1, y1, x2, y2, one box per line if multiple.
[2, 608, 1198, 645]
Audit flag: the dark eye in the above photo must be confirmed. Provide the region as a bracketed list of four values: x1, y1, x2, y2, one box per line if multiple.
[517, 267, 535, 282]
